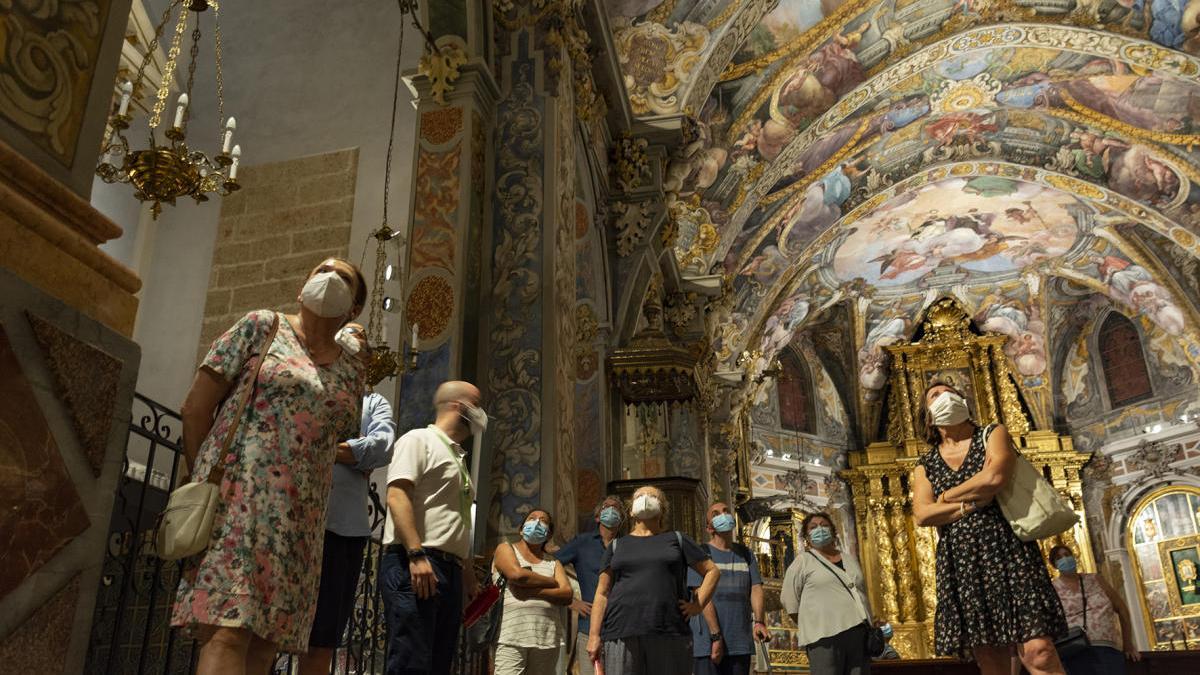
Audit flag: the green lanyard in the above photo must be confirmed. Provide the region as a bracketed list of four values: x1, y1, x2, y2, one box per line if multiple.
[431, 428, 472, 524]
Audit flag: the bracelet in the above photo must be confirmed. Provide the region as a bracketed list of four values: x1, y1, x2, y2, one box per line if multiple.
[754, 620, 766, 626]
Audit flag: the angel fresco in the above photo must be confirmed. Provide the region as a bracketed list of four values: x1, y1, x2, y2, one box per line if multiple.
[1090, 254, 1187, 335]
[975, 297, 1049, 379]
[781, 164, 857, 253]
[857, 304, 911, 391]
[760, 296, 811, 360]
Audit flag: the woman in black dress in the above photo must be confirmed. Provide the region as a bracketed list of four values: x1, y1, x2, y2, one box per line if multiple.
[912, 381, 1067, 675]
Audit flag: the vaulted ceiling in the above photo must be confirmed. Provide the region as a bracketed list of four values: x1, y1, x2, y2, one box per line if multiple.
[610, 0, 1200, 438]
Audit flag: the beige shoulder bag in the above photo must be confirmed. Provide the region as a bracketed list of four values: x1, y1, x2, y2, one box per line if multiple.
[156, 313, 280, 560]
[993, 424, 1079, 542]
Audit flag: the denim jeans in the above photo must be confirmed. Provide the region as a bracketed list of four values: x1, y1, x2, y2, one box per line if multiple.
[380, 548, 463, 675]
[1063, 645, 1128, 675]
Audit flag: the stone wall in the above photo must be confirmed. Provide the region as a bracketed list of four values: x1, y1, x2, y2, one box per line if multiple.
[196, 149, 358, 363]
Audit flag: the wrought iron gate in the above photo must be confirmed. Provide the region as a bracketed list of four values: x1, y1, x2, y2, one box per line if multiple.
[85, 394, 486, 674]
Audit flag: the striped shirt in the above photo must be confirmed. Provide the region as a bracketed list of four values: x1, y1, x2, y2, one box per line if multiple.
[494, 544, 564, 649]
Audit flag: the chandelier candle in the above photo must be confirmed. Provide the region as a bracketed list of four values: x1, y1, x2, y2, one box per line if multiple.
[222, 117, 236, 154]
[117, 80, 133, 116]
[229, 146, 241, 181]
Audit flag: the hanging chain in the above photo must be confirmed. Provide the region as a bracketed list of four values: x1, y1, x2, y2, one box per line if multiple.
[129, 0, 183, 97]
[381, 0, 407, 229]
[367, 241, 389, 345]
[364, 1, 409, 346]
[184, 23, 201, 127]
[148, 5, 191, 131]
[212, 0, 227, 141]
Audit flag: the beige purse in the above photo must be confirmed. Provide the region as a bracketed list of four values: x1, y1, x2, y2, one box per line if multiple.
[156, 314, 279, 560]
[995, 425, 1079, 542]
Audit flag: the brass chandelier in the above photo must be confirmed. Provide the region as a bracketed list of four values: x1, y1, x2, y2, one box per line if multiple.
[96, 0, 240, 218]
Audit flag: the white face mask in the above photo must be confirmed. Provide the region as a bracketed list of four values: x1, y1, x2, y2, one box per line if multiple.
[631, 494, 663, 520]
[929, 391, 970, 427]
[300, 271, 354, 319]
[461, 404, 489, 436]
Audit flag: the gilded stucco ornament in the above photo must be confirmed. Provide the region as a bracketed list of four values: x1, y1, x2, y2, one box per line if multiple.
[614, 20, 709, 115]
[611, 133, 650, 192]
[664, 292, 700, 335]
[418, 42, 468, 106]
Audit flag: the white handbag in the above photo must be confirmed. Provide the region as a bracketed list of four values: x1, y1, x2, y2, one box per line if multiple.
[996, 428, 1078, 542]
[156, 315, 279, 561]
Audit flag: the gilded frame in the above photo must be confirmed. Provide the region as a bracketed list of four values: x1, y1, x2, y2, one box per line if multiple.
[1125, 485, 1200, 649]
[1159, 535, 1200, 618]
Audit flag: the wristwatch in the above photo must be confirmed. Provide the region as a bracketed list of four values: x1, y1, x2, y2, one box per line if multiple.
[407, 547, 427, 560]
[710, 632, 723, 642]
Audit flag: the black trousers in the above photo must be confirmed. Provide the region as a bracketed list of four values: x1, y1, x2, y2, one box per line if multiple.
[380, 548, 463, 675]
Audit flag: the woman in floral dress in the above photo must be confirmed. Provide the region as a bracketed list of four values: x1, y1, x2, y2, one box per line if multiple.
[912, 381, 1067, 675]
[172, 258, 367, 675]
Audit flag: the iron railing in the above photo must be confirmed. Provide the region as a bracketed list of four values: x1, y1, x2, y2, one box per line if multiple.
[85, 393, 487, 674]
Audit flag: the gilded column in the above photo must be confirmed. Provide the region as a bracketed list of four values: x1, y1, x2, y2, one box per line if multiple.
[889, 497, 918, 623]
[870, 497, 900, 620]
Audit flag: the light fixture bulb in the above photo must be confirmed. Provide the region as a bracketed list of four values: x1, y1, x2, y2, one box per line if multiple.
[384, 264, 396, 281]
[383, 296, 397, 312]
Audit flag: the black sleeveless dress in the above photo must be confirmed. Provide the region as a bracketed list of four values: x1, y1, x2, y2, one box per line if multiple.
[919, 425, 1067, 658]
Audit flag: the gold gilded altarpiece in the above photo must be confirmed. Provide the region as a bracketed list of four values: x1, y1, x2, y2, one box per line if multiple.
[780, 298, 1096, 662]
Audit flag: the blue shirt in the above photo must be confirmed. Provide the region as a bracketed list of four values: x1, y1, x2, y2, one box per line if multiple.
[688, 543, 763, 657]
[325, 393, 397, 537]
[555, 530, 610, 636]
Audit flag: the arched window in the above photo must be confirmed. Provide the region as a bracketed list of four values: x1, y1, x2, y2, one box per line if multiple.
[778, 350, 815, 434]
[1126, 486, 1200, 650]
[1098, 313, 1153, 408]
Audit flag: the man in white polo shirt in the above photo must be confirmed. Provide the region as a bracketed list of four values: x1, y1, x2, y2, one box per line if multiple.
[381, 380, 486, 675]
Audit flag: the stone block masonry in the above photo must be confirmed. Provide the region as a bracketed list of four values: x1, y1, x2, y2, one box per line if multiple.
[197, 148, 358, 364]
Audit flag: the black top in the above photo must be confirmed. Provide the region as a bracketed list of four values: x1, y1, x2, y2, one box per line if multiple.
[918, 424, 1067, 657]
[599, 531, 709, 640]
[833, 559, 845, 570]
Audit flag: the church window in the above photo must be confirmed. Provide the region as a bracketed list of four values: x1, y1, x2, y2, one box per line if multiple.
[778, 351, 815, 434]
[1098, 313, 1153, 408]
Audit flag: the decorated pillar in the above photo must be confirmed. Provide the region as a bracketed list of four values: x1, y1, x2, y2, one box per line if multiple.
[481, 0, 608, 545]
[0, 3, 144, 674]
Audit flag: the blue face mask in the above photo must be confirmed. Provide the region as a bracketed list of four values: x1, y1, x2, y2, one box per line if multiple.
[880, 623, 893, 640]
[712, 513, 736, 533]
[809, 526, 834, 548]
[599, 506, 622, 529]
[522, 519, 549, 545]
[1055, 556, 1078, 574]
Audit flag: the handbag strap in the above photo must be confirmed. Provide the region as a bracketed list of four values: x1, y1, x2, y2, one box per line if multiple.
[207, 313, 280, 486]
[1079, 575, 1088, 631]
[808, 550, 869, 622]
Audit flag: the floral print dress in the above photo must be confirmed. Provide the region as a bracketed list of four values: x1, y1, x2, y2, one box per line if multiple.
[171, 310, 362, 652]
[919, 424, 1067, 658]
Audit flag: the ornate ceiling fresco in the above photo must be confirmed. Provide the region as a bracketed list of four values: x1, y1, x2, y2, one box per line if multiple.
[610, 0, 1200, 439]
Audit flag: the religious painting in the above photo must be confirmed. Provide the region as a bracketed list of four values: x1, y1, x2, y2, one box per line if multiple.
[1137, 543, 1165, 582]
[1154, 619, 1185, 648]
[1162, 538, 1200, 612]
[831, 178, 1081, 288]
[732, 0, 832, 66]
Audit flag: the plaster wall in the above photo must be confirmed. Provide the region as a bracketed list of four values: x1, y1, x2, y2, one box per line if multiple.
[91, 1, 425, 409]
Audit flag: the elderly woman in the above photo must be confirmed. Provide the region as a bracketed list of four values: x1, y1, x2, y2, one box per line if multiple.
[1049, 545, 1140, 675]
[172, 258, 367, 675]
[587, 486, 720, 675]
[912, 381, 1067, 675]
[781, 512, 875, 675]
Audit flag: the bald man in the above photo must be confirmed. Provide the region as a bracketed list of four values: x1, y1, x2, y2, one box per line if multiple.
[381, 381, 486, 675]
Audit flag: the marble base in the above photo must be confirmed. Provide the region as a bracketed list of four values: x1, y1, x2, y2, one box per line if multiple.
[0, 138, 141, 336]
[0, 269, 140, 674]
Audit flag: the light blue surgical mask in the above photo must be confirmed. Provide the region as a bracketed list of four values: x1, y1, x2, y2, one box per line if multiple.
[522, 519, 549, 545]
[1055, 556, 1078, 574]
[712, 513, 737, 533]
[599, 506, 622, 529]
[809, 526, 834, 548]
[880, 623, 893, 640]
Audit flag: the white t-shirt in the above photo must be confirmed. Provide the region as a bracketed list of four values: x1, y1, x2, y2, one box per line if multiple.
[383, 425, 474, 559]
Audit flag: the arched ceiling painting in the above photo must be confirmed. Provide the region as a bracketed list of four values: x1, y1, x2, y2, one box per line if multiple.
[611, 0, 1200, 437]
